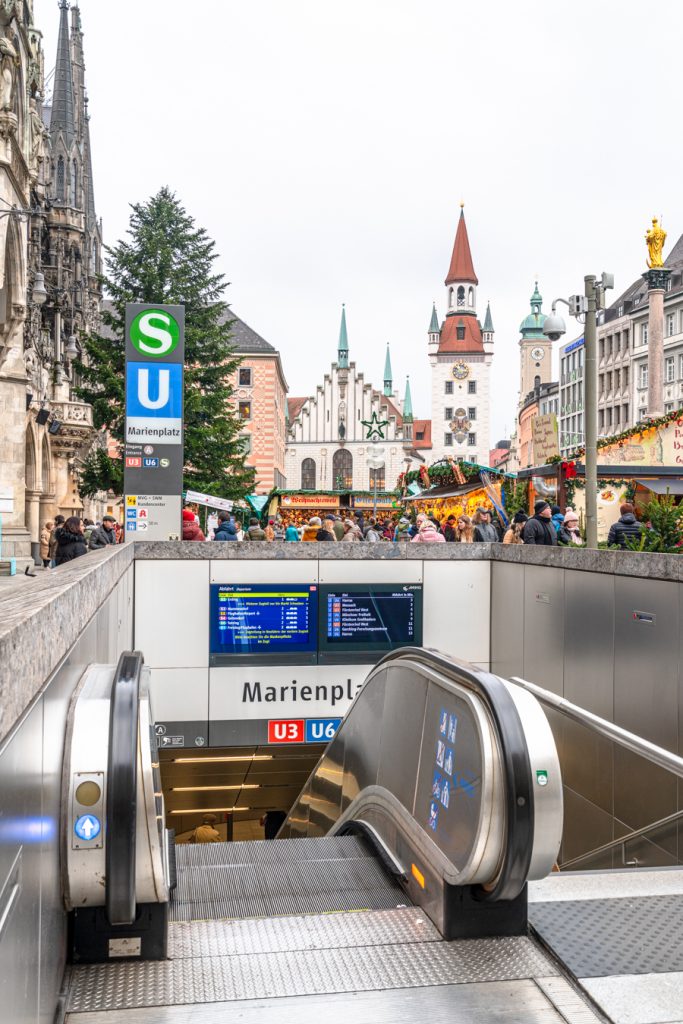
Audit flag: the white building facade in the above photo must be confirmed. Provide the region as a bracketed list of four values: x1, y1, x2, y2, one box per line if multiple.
[285, 308, 421, 494]
[559, 335, 585, 454]
[428, 208, 494, 465]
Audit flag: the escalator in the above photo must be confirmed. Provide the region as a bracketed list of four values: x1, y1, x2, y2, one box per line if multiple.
[58, 649, 604, 1023]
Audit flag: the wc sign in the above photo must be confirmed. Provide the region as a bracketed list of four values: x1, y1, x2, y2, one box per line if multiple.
[124, 304, 184, 540]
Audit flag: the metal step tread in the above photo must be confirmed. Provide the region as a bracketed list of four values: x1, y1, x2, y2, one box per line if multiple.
[65, 918, 561, 1014]
[170, 836, 405, 922]
[64, 976, 604, 1023]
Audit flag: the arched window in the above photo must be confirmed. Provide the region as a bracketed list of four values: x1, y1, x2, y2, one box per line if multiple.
[92, 239, 98, 271]
[72, 160, 78, 206]
[468, 287, 474, 307]
[457, 286, 465, 307]
[332, 448, 353, 490]
[448, 287, 454, 309]
[301, 458, 316, 490]
[534, 375, 541, 389]
[56, 157, 65, 202]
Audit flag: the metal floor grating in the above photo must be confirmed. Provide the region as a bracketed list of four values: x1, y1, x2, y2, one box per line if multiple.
[530, 893, 683, 978]
[170, 836, 406, 922]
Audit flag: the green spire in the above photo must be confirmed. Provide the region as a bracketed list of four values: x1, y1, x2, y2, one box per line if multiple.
[428, 302, 439, 334]
[383, 343, 393, 396]
[483, 301, 494, 334]
[403, 376, 413, 422]
[338, 304, 349, 368]
[519, 281, 546, 339]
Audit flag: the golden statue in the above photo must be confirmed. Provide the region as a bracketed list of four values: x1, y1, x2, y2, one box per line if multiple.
[645, 216, 666, 268]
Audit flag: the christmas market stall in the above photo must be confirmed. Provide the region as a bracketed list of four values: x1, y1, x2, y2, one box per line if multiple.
[520, 409, 683, 541]
[268, 489, 401, 527]
[397, 459, 518, 524]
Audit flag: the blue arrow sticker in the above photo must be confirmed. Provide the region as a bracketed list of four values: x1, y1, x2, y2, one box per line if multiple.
[74, 814, 101, 842]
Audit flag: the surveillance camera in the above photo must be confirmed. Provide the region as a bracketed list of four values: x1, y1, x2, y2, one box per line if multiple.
[542, 313, 566, 342]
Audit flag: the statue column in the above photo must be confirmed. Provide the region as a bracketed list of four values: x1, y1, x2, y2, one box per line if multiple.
[645, 267, 671, 419]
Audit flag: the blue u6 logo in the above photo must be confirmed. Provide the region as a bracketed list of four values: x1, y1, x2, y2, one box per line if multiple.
[126, 362, 182, 419]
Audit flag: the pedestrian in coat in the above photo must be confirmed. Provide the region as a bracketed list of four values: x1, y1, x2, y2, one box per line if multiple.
[40, 520, 53, 567]
[54, 517, 88, 565]
[607, 502, 643, 549]
[88, 515, 118, 550]
[522, 501, 558, 545]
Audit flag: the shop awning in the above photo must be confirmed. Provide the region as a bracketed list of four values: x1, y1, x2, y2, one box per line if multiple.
[636, 478, 683, 495]
[404, 482, 482, 501]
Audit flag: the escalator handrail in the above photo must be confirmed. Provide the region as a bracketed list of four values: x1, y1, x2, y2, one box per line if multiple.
[106, 650, 143, 926]
[375, 647, 534, 902]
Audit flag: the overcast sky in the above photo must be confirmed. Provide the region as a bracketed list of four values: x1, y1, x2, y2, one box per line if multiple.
[38, 0, 683, 446]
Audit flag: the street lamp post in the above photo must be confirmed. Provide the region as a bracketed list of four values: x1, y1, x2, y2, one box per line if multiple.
[544, 272, 613, 548]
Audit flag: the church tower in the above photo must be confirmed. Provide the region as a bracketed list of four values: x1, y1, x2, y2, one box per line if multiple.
[518, 282, 550, 406]
[429, 206, 493, 464]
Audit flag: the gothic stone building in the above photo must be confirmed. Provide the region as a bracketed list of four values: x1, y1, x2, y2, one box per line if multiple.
[0, 1, 102, 562]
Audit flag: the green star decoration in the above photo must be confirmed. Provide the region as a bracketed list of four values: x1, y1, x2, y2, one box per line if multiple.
[362, 411, 390, 441]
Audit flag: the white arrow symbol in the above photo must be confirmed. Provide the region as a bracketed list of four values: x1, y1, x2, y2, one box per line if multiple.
[81, 817, 95, 839]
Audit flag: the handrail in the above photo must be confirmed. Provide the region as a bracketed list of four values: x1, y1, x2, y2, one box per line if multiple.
[106, 651, 143, 926]
[561, 808, 683, 869]
[379, 647, 534, 902]
[511, 676, 683, 781]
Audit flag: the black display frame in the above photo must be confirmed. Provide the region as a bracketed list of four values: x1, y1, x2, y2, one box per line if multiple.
[209, 583, 319, 666]
[317, 583, 424, 664]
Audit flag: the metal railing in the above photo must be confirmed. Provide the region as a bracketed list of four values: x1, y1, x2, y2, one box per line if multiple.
[512, 675, 683, 869]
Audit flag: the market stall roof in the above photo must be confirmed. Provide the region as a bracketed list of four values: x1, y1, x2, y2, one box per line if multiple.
[636, 478, 683, 495]
[404, 481, 483, 501]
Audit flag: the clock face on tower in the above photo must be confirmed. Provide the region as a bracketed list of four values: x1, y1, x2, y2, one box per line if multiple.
[452, 361, 469, 380]
[530, 347, 545, 361]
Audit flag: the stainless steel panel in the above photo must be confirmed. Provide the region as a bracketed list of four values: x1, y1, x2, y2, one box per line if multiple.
[614, 576, 679, 750]
[613, 746, 677, 859]
[559, 717, 613, 817]
[522, 567, 565, 695]
[377, 665, 428, 814]
[490, 562, 524, 679]
[563, 570, 614, 720]
[560, 788, 615, 869]
[0, 702, 43, 1024]
[308, 745, 345, 835]
[341, 670, 386, 812]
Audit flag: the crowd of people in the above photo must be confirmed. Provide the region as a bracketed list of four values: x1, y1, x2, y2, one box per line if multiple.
[39, 514, 121, 568]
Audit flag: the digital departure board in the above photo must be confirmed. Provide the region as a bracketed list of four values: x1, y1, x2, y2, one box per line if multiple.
[210, 584, 318, 665]
[318, 584, 423, 663]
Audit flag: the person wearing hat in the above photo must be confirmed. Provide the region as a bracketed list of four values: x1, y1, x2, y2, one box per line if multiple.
[503, 510, 528, 545]
[560, 509, 583, 545]
[393, 516, 412, 542]
[88, 514, 119, 550]
[182, 508, 206, 541]
[245, 516, 266, 541]
[522, 500, 557, 545]
[472, 507, 498, 543]
[189, 813, 221, 844]
[550, 504, 565, 535]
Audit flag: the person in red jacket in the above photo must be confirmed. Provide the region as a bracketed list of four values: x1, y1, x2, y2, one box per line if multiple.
[182, 508, 205, 541]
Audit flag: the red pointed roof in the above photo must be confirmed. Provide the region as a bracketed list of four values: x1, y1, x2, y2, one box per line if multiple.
[445, 209, 478, 286]
[438, 314, 483, 354]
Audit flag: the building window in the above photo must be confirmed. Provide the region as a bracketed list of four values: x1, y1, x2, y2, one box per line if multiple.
[56, 156, 65, 202]
[599, 338, 604, 360]
[665, 402, 674, 413]
[617, 305, 623, 317]
[666, 356, 675, 383]
[606, 371, 612, 393]
[468, 287, 474, 307]
[623, 366, 629, 387]
[622, 404, 629, 423]
[448, 287, 454, 310]
[468, 406, 476, 420]
[615, 406, 621, 425]
[457, 286, 465, 307]
[444, 432, 453, 447]
[301, 458, 316, 490]
[667, 313, 676, 337]
[641, 323, 648, 346]
[238, 401, 251, 420]
[606, 408, 612, 428]
[468, 380, 476, 394]
[607, 336, 612, 357]
[615, 333, 620, 355]
[369, 466, 385, 491]
[332, 448, 353, 490]
[468, 432, 476, 446]
[444, 407, 453, 420]
[638, 364, 648, 389]
[416, 430, 425, 440]
[238, 367, 252, 386]
[444, 380, 453, 394]
[456, 322, 465, 340]
[72, 160, 78, 206]
[666, 277, 673, 292]
[623, 329, 629, 350]
[614, 369, 620, 390]
[599, 373, 604, 396]
[598, 409, 604, 431]
[679, 354, 683, 379]
[534, 375, 541, 389]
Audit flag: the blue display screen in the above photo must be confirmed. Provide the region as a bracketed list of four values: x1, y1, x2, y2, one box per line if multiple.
[210, 584, 318, 663]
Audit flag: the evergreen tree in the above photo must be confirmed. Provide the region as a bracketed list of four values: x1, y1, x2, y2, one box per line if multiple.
[625, 492, 683, 553]
[76, 188, 255, 499]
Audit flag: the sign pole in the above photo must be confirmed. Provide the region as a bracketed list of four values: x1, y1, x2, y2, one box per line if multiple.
[123, 305, 185, 541]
